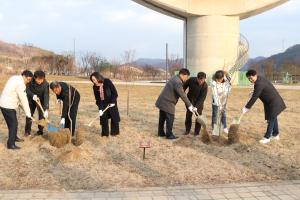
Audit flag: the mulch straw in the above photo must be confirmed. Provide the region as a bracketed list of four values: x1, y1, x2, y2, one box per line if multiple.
[228, 123, 240, 144]
[201, 127, 211, 144]
[48, 128, 71, 148]
[72, 128, 84, 146]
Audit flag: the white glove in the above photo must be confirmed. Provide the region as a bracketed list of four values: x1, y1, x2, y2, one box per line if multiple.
[99, 110, 104, 117]
[44, 110, 48, 118]
[110, 103, 115, 107]
[30, 117, 35, 122]
[33, 95, 38, 101]
[242, 107, 249, 114]
[60, 118, 65, 126]
[192, 107, 197, 112]
[219, 105, 224, 111]
[188, 105, 195, 112]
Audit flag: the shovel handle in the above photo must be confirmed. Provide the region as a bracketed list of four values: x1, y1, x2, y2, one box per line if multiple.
[34, 98, 45, 114]
[88, 104, 112, 127]
[238, 113, 244, 123]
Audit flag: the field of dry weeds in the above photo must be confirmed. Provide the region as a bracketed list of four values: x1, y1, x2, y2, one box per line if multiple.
[0, 75, 299, 190]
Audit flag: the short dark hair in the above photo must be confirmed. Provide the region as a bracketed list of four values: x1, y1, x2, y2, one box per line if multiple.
[50, 81, 60, 90]
[90, 72, 104, 83]
[246, 69, 257, 77]
[21, 70, 33, 78]
[214, 70, 225, 80]
[197, 72, 206, 79]
[34, 70, 45, 79]
[179, 68, 190, 76]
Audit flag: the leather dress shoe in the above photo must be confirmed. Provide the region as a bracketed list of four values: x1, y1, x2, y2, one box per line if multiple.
[166, 135, 178, 140]
[24, 132, 31, 137]
[15, 137, 24, 142]
[36, 130, 43, 135]
[7, 144, 21, 150]
[183, 131, 190, 135]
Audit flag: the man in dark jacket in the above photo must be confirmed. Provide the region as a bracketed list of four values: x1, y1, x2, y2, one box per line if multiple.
[155, 68, 196, 140]
[183, 72, 208, 135]
[242, 69, 286, 144]
[25, 70, 49, 136]
[50, 81, 80, 136]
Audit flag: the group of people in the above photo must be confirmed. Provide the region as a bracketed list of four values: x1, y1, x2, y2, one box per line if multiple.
[0, 67, 286, 150]
[155, 68, 286, 144]
[0, 70, 120, 150]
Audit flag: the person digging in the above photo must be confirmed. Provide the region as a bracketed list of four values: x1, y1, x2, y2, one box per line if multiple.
[183, 72, 208, 136]
[0, 70, 35, 150]
[50, 81, 80, 137]
[155, 68, 196, 140]
[25, 70, 49, 136]
[90, 72, 120, 137]
[242, 69, 286, 144]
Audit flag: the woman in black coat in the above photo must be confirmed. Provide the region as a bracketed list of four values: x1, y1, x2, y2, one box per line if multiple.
[90, 72, 120, 136]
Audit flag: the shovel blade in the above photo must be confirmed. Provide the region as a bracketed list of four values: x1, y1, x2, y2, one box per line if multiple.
[48, 124, 58, 132]
[212, 123, 223, 136]
[196, 115, 206, 128]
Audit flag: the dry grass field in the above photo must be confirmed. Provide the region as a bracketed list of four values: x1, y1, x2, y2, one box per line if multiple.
[0, 75, 299, 190]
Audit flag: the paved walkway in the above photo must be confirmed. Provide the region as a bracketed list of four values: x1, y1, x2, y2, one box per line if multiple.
[1, 180, 299, 200]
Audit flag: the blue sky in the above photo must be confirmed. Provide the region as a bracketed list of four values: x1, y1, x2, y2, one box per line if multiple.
[0, 0, 299, 60]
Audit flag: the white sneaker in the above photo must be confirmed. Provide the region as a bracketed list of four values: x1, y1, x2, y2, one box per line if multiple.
[271, 135, 280, 141]
[259, 137, 271, 144]
[223, 128, 229, 134]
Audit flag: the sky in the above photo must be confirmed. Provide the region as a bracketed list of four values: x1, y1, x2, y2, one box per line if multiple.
[0, 0, 299, 61]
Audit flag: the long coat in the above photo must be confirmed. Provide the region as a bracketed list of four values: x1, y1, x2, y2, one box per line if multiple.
[93, 78, 120, 125]
[245, 76, 286, 120]
[155, 75, 192, 115]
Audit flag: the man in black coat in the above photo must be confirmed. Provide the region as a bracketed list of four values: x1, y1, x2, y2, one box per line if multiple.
[90, 72, 120, 136]
[155, 68, 196, 140]
[183, 72, 208, 135]
[50, 81, 80, 136]
[242, 69, 286, 144]
[25, 70, 49, 136]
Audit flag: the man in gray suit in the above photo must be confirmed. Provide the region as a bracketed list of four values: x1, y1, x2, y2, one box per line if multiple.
[155, 68, 196, 139]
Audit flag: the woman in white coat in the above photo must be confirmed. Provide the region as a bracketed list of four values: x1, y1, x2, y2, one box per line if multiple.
[211, 70, 231, 135]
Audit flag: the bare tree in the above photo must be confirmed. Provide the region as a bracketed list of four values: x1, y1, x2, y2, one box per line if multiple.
[168, 54, 183, 76]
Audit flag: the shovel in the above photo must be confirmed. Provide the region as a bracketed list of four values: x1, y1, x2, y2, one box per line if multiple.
[87, 104, 115, 127]
[33, 98, 57, 132]
[193, 110, 207, 128]
[212, 108, 224, 136]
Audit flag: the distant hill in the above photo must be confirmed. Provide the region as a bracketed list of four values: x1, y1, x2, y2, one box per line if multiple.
[242, 44, 300, 74]
[0, 40, 58, 73]
[240, 56, 266, 71]
[134, 58, 166, 68]
[0, 40, 54, 59]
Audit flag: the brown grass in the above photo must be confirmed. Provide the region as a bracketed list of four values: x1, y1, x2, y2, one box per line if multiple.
[0, 76, 299, 190]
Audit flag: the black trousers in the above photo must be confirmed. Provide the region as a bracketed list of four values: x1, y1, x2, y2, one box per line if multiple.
[100, 112, 120, 136]
[185, 107, 203, 135]
[25, 101, 44, 134]
[158, 110, 174, 137]
[1, 107, 18, 147]
[65, 99, 79, 136]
